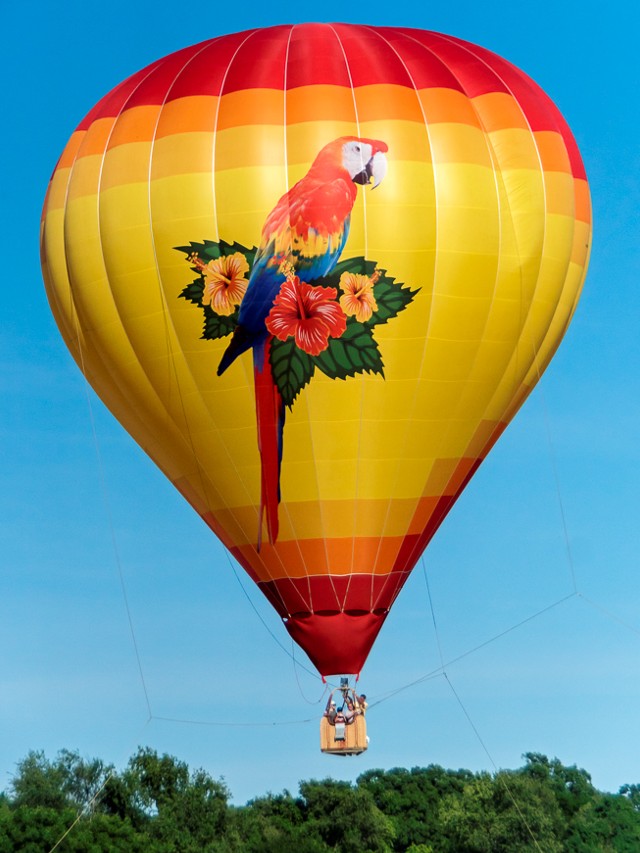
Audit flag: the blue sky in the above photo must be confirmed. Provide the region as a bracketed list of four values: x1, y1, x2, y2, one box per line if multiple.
[2, 0, 639, 808]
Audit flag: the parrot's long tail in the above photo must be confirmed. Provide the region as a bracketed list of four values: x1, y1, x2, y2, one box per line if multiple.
[253, 338, 285, 547]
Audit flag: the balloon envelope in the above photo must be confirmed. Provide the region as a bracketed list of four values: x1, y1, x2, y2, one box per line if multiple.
[41, 24, 591, 676]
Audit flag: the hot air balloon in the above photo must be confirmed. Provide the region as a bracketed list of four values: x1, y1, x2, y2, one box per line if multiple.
[40, 24, 591, 695]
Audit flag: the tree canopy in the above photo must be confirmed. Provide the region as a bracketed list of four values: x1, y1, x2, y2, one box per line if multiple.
[1, 748, 639, 852]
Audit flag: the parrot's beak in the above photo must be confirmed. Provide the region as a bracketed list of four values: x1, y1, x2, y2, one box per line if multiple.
[369, 151, 387, 188]
[353, 150, 388, 188]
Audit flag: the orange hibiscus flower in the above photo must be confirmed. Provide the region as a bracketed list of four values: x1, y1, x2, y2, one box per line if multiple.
[339, 271, 379, 322]
[201, 253, 249, 315]
[266, 276, 346, 356]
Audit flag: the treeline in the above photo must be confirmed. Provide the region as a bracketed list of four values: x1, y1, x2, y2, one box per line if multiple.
[1, 748, 640, 852]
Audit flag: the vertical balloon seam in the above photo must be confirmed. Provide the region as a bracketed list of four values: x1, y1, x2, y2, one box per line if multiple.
[373, 30, 550, 613]
[401, 33, 546, 601]
[87, 41, 273, 601]
[361, 32, 442, 614]
[239, 29, 319, 615]
[364, 27, 452, 616]
[280, 24, 358, 620]
[278, 24, 319, 615]
[45, 107, 175, 478]
[435, 35, 585, 550]
[368, 29, 501, 614]
[206, 30, 279, 568]
[145, 39, 243, 554]
[510, 62, 588, 393]
[43, 54, 159, 347]
[400, 35, 560, 604]
[224, 28, 336, 618]
[208, 28, 310, 613]
[82, 56, 182, 455]
[326, 23, 371, 615]
[426, 30, 544, 432]
[53, 128, 94, 395]
[42, 124, 92, 354]
[41, 188, 82, 367]
[268, 24, 327, 614]
[379, 30, 480, 609]
[57, 117, 117, 379]
[159, 33, 296, 595]
[97, 49, 232, 493]
[434, 32, 549, 458]
[360, 25, 443, 615]
[207, 30, 300, 598]
[466, 40, 590, 389]
[62, 58, 191, 473]
[468, 54, 581, 442]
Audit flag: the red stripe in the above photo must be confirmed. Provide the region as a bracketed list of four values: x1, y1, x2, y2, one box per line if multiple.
[284, 610, 388, 675]
[286, 24, 358, 88]
[71, 23, 587, 181]
[75, 59, 166, 129]
[258, 566, 412, 617]
[371, 28, 469, 91]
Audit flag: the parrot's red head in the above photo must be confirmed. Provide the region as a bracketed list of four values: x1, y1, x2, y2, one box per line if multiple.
[311, 137, 388, 188]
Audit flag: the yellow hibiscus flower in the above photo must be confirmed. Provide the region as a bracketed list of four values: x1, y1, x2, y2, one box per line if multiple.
[202, 253, 249, 315]
[338, 271, 379, 322]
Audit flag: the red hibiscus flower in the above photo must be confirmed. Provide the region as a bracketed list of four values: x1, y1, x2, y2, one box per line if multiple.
[266, 276, 346, 356]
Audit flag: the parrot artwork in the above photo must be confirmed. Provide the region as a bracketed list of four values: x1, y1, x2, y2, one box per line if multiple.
[217, 136, 389, 546]
[42, 23, 590, 678]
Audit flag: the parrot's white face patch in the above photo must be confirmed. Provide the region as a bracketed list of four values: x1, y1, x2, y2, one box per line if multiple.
[342, 141, 374, 179]
[342, 140, 387, 188]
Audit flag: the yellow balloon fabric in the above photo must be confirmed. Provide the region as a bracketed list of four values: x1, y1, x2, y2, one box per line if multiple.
[41, 24, 591, 676]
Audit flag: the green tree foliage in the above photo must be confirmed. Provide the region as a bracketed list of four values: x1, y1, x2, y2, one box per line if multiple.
[123, 748, 229, 852]
[2, 749, 640, 852]
[298, 779, 396, 851]
[437, 771, 564, 852]
[358, 765, 474, 849]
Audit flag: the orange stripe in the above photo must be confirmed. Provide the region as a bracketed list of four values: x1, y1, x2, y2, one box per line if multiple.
[109, 104, 162, 148]
[66, 85, 542, 157]
[356, 84, 426, 123]
[218, 88, 284, 129]
[287, 85, 357, 124]
[57, 130, 86, 169]
[571, 220, 591, 264]
[234, 535, 414, 581]
[215, 494, 460, 546]
[419, 88, 480, 126]
[472, 92, 530, 132]
[78, 116, 118, 156]
[156, 95, 218, 137]
[535, 130, 571, 173]
[465, 418, 501, 457]
[423, 456, 478, 497]
[574, 178, 591, 224]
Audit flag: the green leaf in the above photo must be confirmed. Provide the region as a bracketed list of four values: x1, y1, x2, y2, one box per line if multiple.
[200, 239, 222, 261]
[202, 307, 238, 340]
[220, 241, 257, 268]
[270, 338, 315, 407]
[331, 256, 378, 278]
[174, 239, 257, 266]
[312, 256, 377, 290]
[176, 240, 258, 340]
[368, 273, 419, 327]
[314, 258, 419, 329]
[313, 323, 384, 380]
[179, 278, 205, 306]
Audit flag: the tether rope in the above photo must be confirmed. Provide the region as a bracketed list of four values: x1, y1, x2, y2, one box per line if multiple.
[75, 332, 153, 721]
[444, 673, 545, 853]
